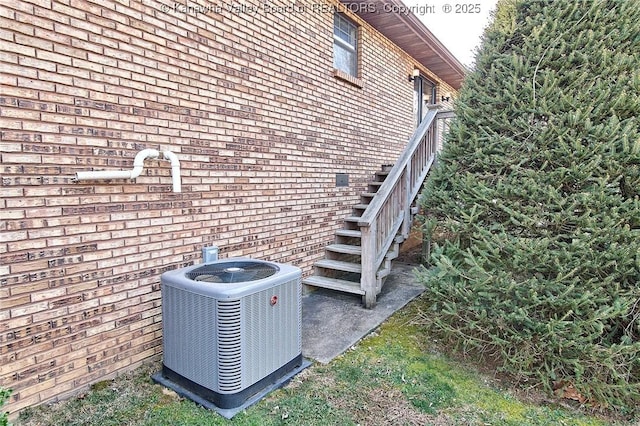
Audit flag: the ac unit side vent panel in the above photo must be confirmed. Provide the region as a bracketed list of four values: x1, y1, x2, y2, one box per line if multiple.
[162, 285, 219, 390]
[217, 299, 242, 392]
[242, 276, 301, 388]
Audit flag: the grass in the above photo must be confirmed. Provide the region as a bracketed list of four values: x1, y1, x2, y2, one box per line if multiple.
[17, 295, 630, 426]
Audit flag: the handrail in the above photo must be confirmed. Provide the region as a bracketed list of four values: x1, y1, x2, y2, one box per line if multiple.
[359, 104, 445, 307]
[357, 106, 440, 227]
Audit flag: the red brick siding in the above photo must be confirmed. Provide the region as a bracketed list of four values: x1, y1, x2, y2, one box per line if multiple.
[0, 0, 455, 414]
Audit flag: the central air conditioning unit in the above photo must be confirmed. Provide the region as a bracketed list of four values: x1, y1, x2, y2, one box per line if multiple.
[154, 258, 306, 417]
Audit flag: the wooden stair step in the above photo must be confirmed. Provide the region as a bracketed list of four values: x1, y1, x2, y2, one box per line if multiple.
[315, 259, 361, 273]
[336, 229, 361, 238]
[386, 242, 400, 260]
[326, 244, 362, 255]
[302, 276, 364, 295]
[353, 204, 369, 210]
[361, 192, 377, 198]
[344, 216, 362, 224]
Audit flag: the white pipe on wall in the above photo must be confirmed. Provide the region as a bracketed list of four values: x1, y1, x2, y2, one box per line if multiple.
[75, 148, 182, 193]
[161, 150, 181, 193]
[74, 169, 137, 180]
[130, 148, 161, 178]
[76, 149, 160, 181]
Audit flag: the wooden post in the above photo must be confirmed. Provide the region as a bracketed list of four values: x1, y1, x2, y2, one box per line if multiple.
[401, 164, 411, 240]
[360, 222, 377, 309]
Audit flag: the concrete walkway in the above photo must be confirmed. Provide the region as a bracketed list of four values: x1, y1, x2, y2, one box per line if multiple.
[301, 262, 425, 364]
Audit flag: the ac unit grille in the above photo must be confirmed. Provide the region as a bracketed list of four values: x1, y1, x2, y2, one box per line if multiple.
[186, 260, 279, 283]
[217, 300, 242, 392]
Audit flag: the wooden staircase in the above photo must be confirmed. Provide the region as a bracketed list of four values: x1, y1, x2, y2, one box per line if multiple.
[303, 165, 400, 298]
[303, 106, 452, 308]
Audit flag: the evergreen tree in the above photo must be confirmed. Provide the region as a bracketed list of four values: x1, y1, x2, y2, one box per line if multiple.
[418, 0, 640, 414]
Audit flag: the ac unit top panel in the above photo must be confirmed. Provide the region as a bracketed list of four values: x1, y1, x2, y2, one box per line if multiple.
[161, 258, 302, 299]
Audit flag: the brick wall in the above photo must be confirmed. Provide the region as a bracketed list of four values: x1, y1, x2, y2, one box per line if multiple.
[0, 0, 456, 415]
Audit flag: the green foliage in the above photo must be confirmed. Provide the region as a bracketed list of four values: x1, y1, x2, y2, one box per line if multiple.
[418, 0, 640, 416]
[0, 388, 11, 426]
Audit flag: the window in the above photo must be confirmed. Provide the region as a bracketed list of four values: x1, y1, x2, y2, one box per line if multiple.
[333, 14, 358, 77]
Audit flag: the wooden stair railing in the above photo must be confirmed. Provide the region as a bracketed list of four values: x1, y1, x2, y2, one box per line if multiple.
[303, 105, 449, 307]
[358, 105, 441, 307]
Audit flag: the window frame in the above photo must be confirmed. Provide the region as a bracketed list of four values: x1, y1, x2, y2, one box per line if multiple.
[332, 13, 362, 87]
[415, 76, 437, 124]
